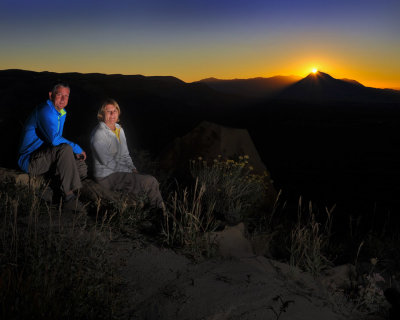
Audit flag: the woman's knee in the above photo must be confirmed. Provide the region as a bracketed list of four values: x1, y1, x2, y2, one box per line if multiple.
[141, 174, 159, 189]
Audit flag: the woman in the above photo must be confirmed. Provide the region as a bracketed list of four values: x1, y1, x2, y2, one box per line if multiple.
[90, 99, 164, 209]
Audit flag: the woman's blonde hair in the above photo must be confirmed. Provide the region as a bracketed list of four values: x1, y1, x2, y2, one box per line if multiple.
[97, 99, 121, 122]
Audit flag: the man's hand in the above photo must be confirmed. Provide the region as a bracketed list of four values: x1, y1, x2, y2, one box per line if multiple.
[76, 151, 87, 161]
[132, 168, 138, 173]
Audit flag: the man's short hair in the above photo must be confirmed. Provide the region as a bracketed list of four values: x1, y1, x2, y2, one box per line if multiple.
[51, 82, 70, 96]
[97, 98, 121, 122]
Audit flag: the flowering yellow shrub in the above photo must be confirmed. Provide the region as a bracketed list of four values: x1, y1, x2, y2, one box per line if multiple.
[189, 155, 268, 224]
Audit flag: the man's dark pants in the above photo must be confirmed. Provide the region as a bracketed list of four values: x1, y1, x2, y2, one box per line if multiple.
[28, 144, 87, 197]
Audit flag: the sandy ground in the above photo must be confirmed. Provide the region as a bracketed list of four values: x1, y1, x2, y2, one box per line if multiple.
[106, 227, 367, 320]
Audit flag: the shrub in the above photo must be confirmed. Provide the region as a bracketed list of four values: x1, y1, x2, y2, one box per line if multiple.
[348, 252, 389, 314]
[189, 155, 268, 224]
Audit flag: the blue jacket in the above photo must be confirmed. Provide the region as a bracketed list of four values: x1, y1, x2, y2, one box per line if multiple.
[18, 99, 83, 173]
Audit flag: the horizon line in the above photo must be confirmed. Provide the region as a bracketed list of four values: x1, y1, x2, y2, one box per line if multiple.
[1, 68, 399, 91]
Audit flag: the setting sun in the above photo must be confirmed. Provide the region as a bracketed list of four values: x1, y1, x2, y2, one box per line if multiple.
[312, 68, 318, 73]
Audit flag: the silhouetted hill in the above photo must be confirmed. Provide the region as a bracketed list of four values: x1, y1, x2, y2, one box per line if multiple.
[197, 75, 300, 98]
[277, 71, 400, 103]
[340, 78, 364, 87]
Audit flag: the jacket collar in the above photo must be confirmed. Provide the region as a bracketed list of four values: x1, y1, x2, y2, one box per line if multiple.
[99, 121, 121, 131]
[47, 99, 66, 116]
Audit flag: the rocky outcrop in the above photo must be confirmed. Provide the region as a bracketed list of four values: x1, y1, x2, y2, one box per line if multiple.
[0, 167, 120, 203]
[159, 121, 271, 175]
[159, 120, 276, 194]
[0, 167, 31, 185]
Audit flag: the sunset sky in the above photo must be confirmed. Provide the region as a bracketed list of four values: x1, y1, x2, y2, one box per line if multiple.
[1, 0, 399, 89]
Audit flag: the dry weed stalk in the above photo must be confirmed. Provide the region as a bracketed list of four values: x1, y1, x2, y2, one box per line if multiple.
[289, 197, 335, 276]
[163, 178, 217, 257]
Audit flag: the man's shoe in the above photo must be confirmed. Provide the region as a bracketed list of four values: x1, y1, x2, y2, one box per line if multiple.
[63, 194, 86, 213]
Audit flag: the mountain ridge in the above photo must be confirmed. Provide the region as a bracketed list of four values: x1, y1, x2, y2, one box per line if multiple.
[276, 71, 400, 103]
[196, 75, 301, 98]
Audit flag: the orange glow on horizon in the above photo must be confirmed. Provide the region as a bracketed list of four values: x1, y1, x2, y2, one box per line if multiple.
[4, 61, 399, 90]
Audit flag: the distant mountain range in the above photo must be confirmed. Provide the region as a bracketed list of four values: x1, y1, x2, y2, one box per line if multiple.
[1, 69, 398, 108]
[196, 75, 301, 99]
[198, 71, 400, 103]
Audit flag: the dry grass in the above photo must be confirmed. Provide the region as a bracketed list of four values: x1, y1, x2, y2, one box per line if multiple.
[97, 193, 153, 238]
[162, 178, 218, 258]
[0, 179, 120, 319]
[289, 197, 335, 276]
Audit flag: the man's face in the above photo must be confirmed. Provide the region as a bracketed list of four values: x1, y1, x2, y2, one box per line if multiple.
[104, 104, 119, 128]
[49, 86, 70, 112]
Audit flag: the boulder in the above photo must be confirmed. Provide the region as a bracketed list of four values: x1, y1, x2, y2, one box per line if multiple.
[159, 121, 272, 176]
[0, 167, 35, 186]
[159, 121, 276, 203]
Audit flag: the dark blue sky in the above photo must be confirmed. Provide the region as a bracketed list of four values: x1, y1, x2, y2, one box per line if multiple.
[1, 0, 399, 87]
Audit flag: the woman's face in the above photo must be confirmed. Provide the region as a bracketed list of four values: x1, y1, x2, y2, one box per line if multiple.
[104, 104, 119, 129]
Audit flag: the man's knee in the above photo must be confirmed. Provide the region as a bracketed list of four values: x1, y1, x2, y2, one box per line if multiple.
[56, 144, 84, 176]
[58, 144, 73, 153]
[56, 144, 78, 164]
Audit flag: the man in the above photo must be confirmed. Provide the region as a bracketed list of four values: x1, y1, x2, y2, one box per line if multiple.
[18, 83, 87, 211]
